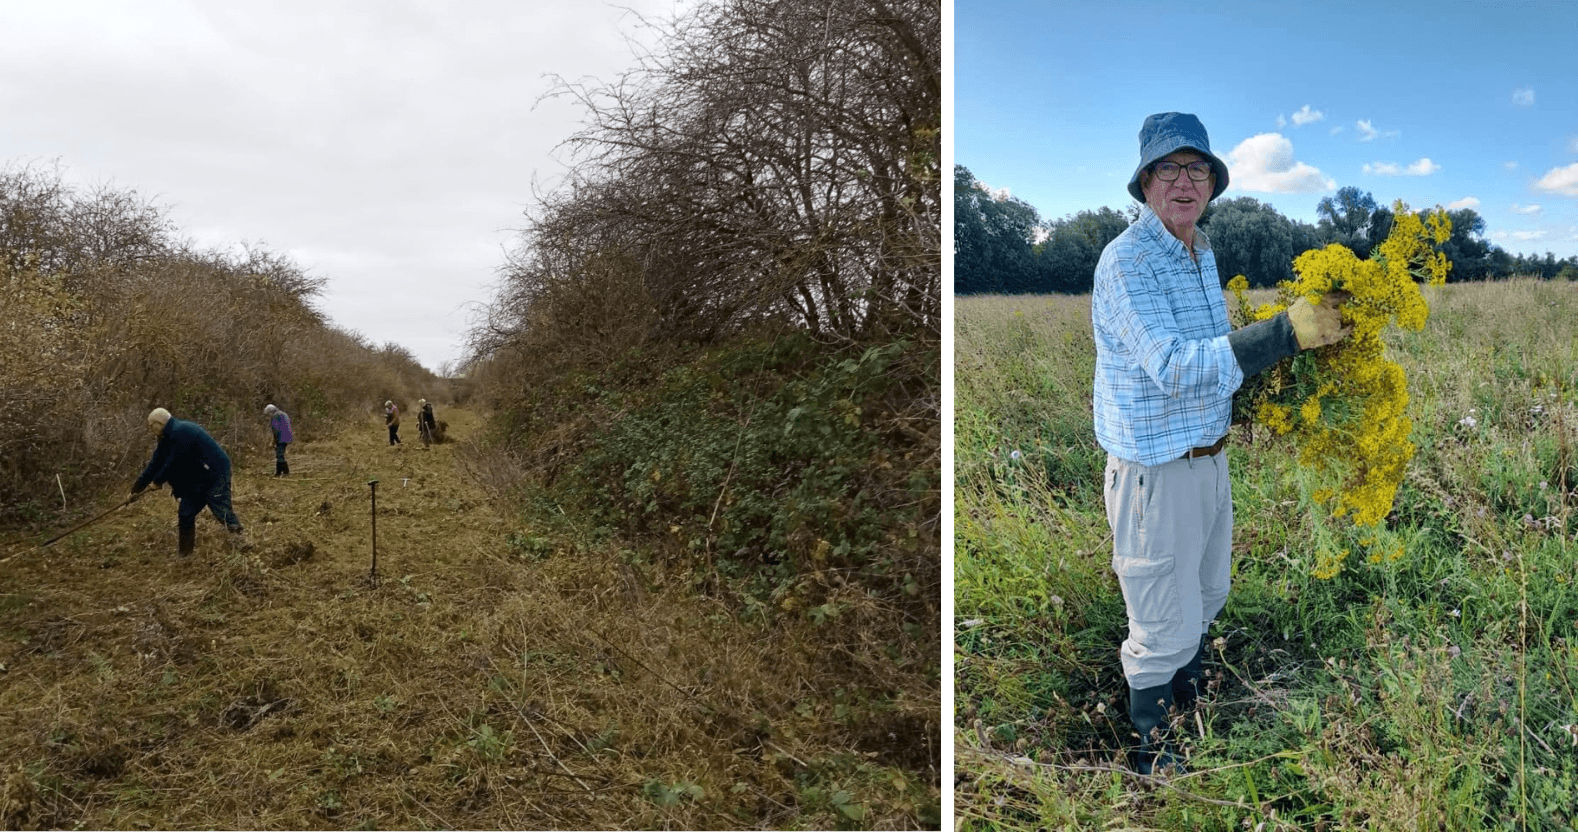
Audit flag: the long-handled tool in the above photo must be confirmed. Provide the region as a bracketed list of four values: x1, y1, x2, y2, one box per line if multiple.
[0, 491, 143, 565]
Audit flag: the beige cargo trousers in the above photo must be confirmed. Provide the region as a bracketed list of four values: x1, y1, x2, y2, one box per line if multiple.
[1103, 450, 1232, 690]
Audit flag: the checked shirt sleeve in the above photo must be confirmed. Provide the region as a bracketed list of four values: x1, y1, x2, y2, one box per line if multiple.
[1092, 209, 1243, 466]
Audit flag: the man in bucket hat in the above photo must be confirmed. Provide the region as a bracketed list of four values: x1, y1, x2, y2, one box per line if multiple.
[1091, 112, 1351, 775]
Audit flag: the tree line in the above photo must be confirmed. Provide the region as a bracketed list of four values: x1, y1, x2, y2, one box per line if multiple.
[459, 0, 941, 592]
[1, 161, 440, 523]
[453, 2, 943, 795]
[471, 0, 939, 374]
[955, 163, 1578, 294]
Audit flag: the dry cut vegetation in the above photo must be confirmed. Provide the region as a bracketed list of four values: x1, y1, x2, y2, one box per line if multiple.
[2, 407, 934, 829]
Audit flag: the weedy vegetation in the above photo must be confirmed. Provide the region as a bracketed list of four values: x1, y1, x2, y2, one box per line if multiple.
[955, 280, 1578, 831]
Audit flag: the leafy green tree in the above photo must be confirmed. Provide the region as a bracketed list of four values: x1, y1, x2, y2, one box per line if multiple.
[1317, 186, 1382, 257]
[1034, 227, 1096, 294]
[1367, 204, 1395, 253]
[1201, 197, 1301, 288]
[1438, 207, 1490, 282]
[1034, 207, 1129, 293]
[954, 164, 1040, 294]
[1485, 246, 1513, 279]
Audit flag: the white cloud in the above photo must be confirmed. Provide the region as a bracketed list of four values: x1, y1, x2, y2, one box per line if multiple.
[1511, 203, 1542, 215]
[1512, 88, 1535, 107]
[1446, 197, 1480, 211]
[1570, 136, 1578, 153]
[1354, 119, 1400, 142]
[1290, 105, 1324, 126]
[1275, 114, 1286, 128]
[1493, 229, 1547, 243]
[1363, 158, 1440, 177]
[1329, 125, 1344, 136]
[1224, 133, 1336, 194]
[1504, 161, 1520, 171]
[1534, 162, 1578, 196]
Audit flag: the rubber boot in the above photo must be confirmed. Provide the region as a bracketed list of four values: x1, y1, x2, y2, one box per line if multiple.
[1129, 683, 1184, 776]
[178, 520, 196, 558]
[274, 459, 285, 477]
[1171, 635, 1207, 710]
[281, 459, 290, 476]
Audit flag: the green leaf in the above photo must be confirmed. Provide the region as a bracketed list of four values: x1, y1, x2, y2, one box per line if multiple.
[837, 802, 866, 821]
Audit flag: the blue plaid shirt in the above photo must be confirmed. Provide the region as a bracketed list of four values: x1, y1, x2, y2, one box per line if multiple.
[1092, 205, 1243, 466]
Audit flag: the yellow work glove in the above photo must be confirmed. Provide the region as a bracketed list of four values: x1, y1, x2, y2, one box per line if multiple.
[1288, 292, 1352, 349]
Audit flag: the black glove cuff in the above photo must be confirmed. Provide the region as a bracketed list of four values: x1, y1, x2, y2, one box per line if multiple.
[1227, 312, 1299, 379]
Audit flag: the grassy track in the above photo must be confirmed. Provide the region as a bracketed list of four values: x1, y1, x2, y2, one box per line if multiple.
[1, 406, 938, 829]
[954, 280, 1578, 831]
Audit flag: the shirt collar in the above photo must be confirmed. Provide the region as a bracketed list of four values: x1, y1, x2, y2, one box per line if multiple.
[1137, 204, 1212, 257]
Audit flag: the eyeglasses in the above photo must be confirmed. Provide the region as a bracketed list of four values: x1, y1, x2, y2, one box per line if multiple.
[1151, 160, 1214, 182]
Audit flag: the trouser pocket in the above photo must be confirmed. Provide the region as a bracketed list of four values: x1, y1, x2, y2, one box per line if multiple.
[1113, 553, 1179, 635]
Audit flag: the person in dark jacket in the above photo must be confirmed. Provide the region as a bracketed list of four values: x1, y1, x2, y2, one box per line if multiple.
[384, 400, 401, 445]
[417, 398, 437, 446]
[264, 404, 293, 476]
[132, 408, 245, 557]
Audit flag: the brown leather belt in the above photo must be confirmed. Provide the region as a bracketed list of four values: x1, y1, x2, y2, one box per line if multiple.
[1180, 436, 1227, 460]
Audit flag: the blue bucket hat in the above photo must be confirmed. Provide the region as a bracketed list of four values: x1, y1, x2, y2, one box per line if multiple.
[1127, 112, 1229, 203]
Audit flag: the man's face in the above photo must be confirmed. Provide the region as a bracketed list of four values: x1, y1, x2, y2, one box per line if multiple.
[1142, 150, 1214, 242]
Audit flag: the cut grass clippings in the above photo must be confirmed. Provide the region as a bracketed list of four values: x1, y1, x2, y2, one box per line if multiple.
[1, 406, 939, 829]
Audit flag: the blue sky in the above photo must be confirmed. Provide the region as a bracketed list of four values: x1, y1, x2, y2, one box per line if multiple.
[954, 0, 1578, 260]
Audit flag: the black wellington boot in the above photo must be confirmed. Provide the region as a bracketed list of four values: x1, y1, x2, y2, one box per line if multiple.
[1171, 635, 1208, 710]
[281, 459, 290, 476]
[178, 520, 196, 558]
[1129, 683, 1184, 776]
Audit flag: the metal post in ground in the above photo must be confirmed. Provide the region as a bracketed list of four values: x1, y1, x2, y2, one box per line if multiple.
[368, 478, 379, 585]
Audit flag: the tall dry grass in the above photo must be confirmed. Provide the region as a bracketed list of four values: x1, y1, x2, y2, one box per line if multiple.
[956, 280, 1578, 831]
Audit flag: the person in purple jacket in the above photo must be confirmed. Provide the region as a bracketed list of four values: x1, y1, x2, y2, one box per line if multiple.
[264, 404, 293, 476]
[132, 408, 245, 557]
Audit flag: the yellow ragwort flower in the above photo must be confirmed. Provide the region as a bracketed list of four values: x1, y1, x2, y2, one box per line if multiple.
[1237, 201, 1452, 578]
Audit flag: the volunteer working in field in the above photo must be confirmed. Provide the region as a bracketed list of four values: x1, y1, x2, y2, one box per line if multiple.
[1091, 112, 1351, 775]
[131, 407, 246, 558]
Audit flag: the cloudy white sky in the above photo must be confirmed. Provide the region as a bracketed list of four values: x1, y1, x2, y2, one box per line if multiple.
[1, 0, 685, 373]
[956, 0, 1578, 262]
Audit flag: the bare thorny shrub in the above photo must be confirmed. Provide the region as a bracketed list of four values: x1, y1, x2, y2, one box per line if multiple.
[462, 0, 942, 813]
[477, 0, 939, 352]
[469, 0, 941, 469]
[0, 162, 441, 524]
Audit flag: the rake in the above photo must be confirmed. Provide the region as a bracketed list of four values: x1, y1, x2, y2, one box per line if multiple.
[0, 491, 143, 565]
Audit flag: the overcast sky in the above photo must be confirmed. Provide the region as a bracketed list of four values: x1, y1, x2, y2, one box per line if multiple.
[957, 0, 1578, 261]
[1, 0, 685, 373]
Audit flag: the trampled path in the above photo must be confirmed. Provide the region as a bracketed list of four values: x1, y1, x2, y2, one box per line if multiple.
[0, 405, 935, 829]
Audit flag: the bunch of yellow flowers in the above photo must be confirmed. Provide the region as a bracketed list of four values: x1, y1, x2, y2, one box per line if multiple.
[1229, 201, 1451, 578]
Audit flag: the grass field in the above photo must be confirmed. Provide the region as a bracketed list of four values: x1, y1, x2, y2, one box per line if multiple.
[954, 279, 1578, 831]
